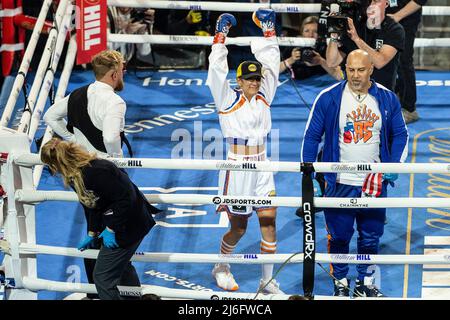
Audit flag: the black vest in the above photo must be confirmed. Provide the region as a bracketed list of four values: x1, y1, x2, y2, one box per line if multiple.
[67, 85, 132, 157]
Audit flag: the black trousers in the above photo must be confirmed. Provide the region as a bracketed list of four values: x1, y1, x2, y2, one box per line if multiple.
[93, 239, 143, 300]
[84, 239, 102, 299]
[396, 19, 420, 113]
[83, 209, 102, 299]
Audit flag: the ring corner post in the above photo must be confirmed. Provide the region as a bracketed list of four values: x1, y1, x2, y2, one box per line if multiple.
[0, 128, 37, 299]
[301, 161, 316, 299]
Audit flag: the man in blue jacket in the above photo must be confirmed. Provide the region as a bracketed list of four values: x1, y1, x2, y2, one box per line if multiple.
[301, 49, 408, 297]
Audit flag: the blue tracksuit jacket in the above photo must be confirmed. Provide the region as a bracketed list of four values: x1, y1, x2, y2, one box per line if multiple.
[301, 80, 409, 195]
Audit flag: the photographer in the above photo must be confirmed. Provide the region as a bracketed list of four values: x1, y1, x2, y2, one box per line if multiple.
[326, 0, 405, 91]
[387, 0, 427, 124]
[280, 16, 343, 80]
[107, 7, 154, 63]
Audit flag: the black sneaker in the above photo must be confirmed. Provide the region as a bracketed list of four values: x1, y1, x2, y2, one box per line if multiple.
[333, 278, 350, 297]
[353, 277, 385, 297]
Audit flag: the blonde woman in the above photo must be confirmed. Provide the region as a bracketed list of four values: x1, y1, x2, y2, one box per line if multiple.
[41, 138, 158, 300]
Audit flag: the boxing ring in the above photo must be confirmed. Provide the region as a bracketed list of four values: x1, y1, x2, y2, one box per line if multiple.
[1, 0, 450, 300]
[2, 149, 450, 299]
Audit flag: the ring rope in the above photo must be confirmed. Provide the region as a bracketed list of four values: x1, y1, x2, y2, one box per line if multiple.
[107, 33, 450, 48]
[22, 277, 293, 300]
[13, 244, 450, 265]
[11, 152, 450, 173]
[15, 189, 450, 209]
[22, 276, 426, 300]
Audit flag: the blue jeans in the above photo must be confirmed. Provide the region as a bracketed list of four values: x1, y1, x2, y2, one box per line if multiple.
[324, 183, 386, 281]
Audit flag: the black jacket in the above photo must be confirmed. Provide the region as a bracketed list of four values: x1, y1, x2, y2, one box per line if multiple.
[81, 159, 157, 247]
[386, 0, 427, 26]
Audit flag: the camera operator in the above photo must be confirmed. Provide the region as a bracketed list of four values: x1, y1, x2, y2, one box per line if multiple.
[280, 16, 343, 80]
[107, 7, 154, 63]
[387, 0, 427, 124]
[326, 0, 405, 91]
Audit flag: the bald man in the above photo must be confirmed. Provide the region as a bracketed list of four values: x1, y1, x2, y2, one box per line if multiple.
[301, 49, 409, 298]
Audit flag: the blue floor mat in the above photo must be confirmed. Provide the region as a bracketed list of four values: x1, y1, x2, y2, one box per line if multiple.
[12, 69, 450, 299]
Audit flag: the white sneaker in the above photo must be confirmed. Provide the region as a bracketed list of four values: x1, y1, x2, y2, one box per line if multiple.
[212, 263, 239, 291]
[258, 278, 284, 294]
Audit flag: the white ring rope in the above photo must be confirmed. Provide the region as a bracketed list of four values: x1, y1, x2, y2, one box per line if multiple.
[107, 1, 450, 16]
[16, 243, 450, 265]
[107, 1, 321, 13]
[23, 277, 428, 300]
[11, 152, 450, 174]
[107, 33, 450, 48]
[107, 33, 318, 47]
[14, 189, 450, 209]
[22, 277, 293, 300]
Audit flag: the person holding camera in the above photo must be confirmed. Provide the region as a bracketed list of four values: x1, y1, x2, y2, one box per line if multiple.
[280, 16, 343, 80]
[107, 7, 154, 63]
[387, 0, 427, 124]
[326, 0, 405, 92]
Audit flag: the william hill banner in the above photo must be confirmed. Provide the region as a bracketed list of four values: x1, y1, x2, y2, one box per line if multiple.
[75, 0, 107, 65]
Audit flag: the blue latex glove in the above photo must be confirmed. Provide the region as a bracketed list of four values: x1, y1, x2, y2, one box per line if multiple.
[99, 228, 119, 249]
[383, 173, 398, 187]
[215, 13, 236, 36]
[313, 179, 322, 197]
[78, 235, 95, 251]
[253, 9, 276, 37]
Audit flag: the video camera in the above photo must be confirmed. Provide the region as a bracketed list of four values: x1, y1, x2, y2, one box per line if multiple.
[318, 0, 368, 39]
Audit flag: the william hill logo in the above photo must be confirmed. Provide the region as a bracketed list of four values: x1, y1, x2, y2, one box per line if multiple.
[244, 254, 258, 259]
[356, 254, 371, 261]
[242, 163, 257, 170]
[128, 160, 142, 167]
[357, 164, 372, 171]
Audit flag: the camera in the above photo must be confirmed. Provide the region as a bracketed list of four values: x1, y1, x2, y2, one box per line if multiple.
[130, 8, 153, 25]
[321, 0, 368, 38]
[300, 47, 316, 64]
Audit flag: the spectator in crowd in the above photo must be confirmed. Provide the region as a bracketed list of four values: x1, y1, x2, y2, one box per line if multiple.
[280, 16, 343, 80]
[387, 0, 427, 124]
[107, 7, 154, 63]
[326, 0, 405, 92]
